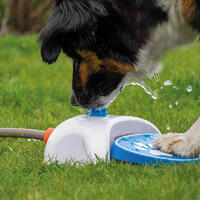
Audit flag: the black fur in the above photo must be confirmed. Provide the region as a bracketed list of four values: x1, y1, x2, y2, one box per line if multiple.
[191, 0, 200, 32]
[40, 0, 168, 64]
[39, 0, 168, 108]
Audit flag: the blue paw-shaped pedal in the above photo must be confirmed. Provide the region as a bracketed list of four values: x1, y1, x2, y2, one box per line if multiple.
[111, 134, 200, 166]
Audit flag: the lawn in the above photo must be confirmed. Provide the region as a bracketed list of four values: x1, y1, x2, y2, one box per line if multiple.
[0, 35, 200, 200]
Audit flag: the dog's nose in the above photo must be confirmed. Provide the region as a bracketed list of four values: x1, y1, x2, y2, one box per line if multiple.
[71, 94, 79, 106]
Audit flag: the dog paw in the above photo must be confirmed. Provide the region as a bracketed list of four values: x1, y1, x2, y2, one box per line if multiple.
[153, 133, 200, 158]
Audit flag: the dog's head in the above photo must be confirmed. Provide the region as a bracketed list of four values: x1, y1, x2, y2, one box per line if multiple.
[40, 0, 200, 110]
[39, 0, 136, 109]
[71, 50, 134, 109]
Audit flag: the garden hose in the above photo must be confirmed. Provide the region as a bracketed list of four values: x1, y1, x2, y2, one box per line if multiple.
[0, 128, 54, 144]
[0, 109, 107, 144]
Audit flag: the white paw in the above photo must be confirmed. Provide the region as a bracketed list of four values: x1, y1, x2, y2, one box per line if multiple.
[153, 133, 200, 158]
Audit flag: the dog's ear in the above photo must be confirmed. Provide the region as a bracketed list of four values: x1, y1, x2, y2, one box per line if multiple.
[39, 0, 106, 64]
[39, 2, 66, 64]
[40, 38, 61, 65]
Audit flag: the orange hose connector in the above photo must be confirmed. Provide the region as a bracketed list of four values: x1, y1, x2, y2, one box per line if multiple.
[44, 128, 55, 144]
[0, 128, 55, 144]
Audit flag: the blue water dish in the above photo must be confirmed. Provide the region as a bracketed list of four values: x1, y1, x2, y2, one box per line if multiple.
[111, 134, 200, 166]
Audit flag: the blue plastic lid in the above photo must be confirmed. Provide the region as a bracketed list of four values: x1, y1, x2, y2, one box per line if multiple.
[111, 134, 200, 166]
[87, 108, 108, 117]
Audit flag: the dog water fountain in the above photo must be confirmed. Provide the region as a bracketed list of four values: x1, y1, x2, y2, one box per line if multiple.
[44, 108, 161, 164]
[1, 109, 199, 165]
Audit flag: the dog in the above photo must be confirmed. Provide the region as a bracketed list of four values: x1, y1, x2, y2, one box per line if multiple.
[39, 0, 200, 158]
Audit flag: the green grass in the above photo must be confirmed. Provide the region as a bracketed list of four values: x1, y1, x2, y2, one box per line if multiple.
[0, 35, 200, 200]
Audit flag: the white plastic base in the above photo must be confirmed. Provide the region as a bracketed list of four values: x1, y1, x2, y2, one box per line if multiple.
[44, 115, 161, 164]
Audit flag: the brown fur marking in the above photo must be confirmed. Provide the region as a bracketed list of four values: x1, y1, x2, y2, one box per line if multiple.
[77, 50, 134, 88]
[78, 50, 102, 87]
[103, 58, 134, 74]
[181, 0, 196, 22]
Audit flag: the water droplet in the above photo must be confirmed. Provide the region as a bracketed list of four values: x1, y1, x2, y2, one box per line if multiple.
[173, 86, 179, 90]
[164, 80, 172, 86]
[127, 81, 157, 100]
[186, 85, 192, 93]
[175, 101, 179, 106]
[166, 125, 171, 131]
[169, 104, 173, 109]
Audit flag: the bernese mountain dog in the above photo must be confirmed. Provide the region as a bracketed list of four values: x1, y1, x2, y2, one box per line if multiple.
[39, 0, 200, 158]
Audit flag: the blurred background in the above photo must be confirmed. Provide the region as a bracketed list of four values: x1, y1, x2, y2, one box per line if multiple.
[0, 0, 53, 36]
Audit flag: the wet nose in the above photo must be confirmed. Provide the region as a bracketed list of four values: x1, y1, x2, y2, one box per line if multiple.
[71, 93, 79, 106]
